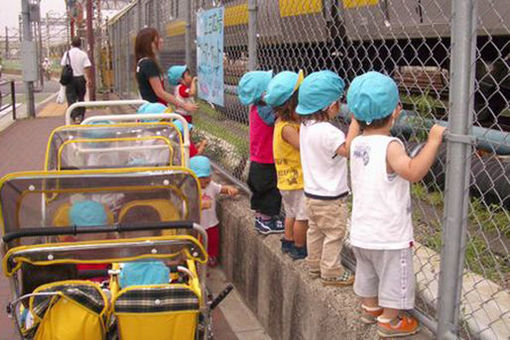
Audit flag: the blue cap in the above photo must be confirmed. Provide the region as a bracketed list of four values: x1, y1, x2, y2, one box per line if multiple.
[69, 200, 107, 227]
[189, 155, 211, 178]
[172, 120, 193, 135]
[237, 71, 273, 106]
[295, 71, 345, 115]
[168, 65, 188, 86]
[119, 261, 169, 288]
[347, 71, 399, 123]
[264, 70, 305, 107]
[137, 103, 167, 122]
[82, 120, 114, 139]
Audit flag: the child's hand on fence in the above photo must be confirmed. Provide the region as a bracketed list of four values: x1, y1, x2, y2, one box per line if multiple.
[201, 197, 212, 210]
[225, 186, 239, 197]
[428, 124, 447, 145]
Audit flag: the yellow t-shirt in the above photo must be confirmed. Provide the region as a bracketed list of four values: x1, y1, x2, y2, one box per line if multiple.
[273, 121, 304, 190]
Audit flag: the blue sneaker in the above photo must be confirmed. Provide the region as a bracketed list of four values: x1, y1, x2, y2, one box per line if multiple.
[281, 238, 294, 254]
[269, 217, 285, 234]
[289, 245, 307, 260]
[255, 217, 272, 235]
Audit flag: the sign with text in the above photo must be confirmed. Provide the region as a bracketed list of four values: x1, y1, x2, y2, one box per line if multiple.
[196, 7, 224, 106]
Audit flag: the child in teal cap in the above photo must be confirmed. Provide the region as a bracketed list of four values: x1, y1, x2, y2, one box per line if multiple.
[137, 102, 167, 122]
[295, 70, 359, 286]
[168, 65, 197, 123]
[172, 120, 207, 157]
[347, 71, 446, 337]
[238, 71, 284, 235]
[189, 155, 238, 266]
[266, 70, 309, 260]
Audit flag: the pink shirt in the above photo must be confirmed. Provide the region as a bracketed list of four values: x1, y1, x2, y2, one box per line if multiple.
[249, 105, 275, 163]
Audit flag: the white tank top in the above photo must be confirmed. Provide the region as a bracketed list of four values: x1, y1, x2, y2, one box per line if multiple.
[349, 135, 413, 249]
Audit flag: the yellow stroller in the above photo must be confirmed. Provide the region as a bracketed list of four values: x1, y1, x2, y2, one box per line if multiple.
[1, 167, 230, 339]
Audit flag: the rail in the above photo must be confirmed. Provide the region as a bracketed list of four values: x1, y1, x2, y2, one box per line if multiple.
[0, 79, 16, 120]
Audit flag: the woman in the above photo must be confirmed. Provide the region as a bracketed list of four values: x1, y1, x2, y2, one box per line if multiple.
[135, 27, 198, 113]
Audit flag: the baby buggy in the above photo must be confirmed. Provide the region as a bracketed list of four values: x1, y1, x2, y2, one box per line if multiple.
[1, 167, 229, 339]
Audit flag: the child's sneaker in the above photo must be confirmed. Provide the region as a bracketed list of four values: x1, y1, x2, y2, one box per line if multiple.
[268, 217, 284, 233]
[289, 245, 307, 260]
[281, 238, 294, 254]
[255, 217, 272, 234]
[377, 313, 420, 338]
[309, 269, 320, 279]
[321, 269, 354, 286]
[360, 305, 383, 324]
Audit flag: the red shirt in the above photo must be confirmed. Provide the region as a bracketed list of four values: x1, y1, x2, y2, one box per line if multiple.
[249, 105, 275, 163]
[190, 142, 199, 157]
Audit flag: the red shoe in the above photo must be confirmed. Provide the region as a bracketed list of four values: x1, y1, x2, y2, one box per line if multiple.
[377, 313, 420, 338]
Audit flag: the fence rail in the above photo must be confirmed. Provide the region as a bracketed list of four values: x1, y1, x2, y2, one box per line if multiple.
[106, 1, 510, 338]
[0, 79, 17, 119]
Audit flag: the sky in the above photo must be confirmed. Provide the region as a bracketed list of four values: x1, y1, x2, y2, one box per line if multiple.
[0, 0, 66, 32]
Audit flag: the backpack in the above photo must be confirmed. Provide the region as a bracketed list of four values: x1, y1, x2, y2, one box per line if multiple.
[59, 51, 73, 85]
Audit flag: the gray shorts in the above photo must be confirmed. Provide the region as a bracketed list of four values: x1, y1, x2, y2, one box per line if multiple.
[352, 247, 415, 310]
[280, 189, 307, 220]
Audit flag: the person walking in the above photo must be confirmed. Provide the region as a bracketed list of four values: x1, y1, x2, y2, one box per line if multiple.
[134, 27, 198, 113]
[61, 36, 92, 123]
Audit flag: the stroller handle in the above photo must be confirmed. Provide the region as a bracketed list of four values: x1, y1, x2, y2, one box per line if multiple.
[2, 221, 194, 243]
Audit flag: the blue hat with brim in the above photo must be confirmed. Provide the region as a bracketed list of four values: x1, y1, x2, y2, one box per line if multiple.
[237, 71, 273, 106]
[69, 200, 107, 227]
[295, 71, 345, 115]
[119, 261, 169, 288]
[168, 65, 188, 86]
[137, 103, 167, 122]
[265, 70, 305, 107]
[347, 71, 399, 123]
[82, 120, 114, 139]
[172, 120, 193, 135]
[189, 155, 211, 178]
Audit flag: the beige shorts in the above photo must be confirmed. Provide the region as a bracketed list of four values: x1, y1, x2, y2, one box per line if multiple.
[280, 189, 307, 220]
[352, 247, 415, 310]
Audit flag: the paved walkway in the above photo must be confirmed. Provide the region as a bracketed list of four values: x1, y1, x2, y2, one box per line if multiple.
[0, 96, 264, 339]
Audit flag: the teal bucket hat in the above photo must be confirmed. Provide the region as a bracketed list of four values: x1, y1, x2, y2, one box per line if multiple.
[346, 71, 399, 124]
[172, 120, 193, 135]
[237, 70, 273, 106]
[69, 200, 107, 227]
[189, 155, 211, 178]
[82, 120, 114, 140]
[295, 71, 345, 115]
[137, 102, 167, 122]
[167, 65, 188, 86]
[264, 70, 305, 107]
[119, 261, 170, 288]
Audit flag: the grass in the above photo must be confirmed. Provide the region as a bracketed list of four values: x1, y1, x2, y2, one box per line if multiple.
[411, 183, 510, 285]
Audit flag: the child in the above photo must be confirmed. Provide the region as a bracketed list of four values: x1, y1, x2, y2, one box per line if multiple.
[265, 70, 308, 260]
[238, 71, 284, 234]
[189, 155, 239, 266]
[295, 70, 359, 286]
[347, 71, 446, 337]
[119, 261, 170, 288]
[173, 120, 207, 157]
[137, 102, 167, 122]
[168, 65, 197, 123]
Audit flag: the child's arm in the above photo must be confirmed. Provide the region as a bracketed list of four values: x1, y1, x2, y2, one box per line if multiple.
[189, 77, 198, 96]
[196, 139, 208, 154]
[220, 185, 239, 197]
[387, 124, 446, 183]
[335, 118, 360, 158]
[281, 124, 300, 150]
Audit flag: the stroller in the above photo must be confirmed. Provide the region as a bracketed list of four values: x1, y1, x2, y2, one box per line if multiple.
[1, 167, 230, 339]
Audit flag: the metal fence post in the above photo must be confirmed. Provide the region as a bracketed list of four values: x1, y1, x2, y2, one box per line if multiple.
[185, 0, 192, 67]
[437, 0, 478, 338]
[247, 0, 258, 71]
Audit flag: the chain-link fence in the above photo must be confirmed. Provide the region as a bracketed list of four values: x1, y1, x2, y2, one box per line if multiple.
[107, 1, 510, 338]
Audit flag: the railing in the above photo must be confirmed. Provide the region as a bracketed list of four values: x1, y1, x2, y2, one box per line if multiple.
[0, 79, 16, 120]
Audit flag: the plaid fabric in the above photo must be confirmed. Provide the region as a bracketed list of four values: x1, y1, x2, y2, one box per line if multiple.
[32, 283, 106, 319]
[114, 286, 199, 313]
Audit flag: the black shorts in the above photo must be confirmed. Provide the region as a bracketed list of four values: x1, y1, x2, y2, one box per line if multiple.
[247, 161, 281, 216]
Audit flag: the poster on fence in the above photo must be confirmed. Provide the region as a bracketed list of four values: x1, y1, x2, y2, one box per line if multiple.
[196, 7, 225, 106]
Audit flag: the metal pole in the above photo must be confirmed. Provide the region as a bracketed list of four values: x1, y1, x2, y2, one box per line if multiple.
[247, 0, 258, 71]
[138, 0, 143, 30]
[21, 0, 35, 118]
[437, 0, 477, 338]
[11, 80, 16, 120]
[5, 27, 9, 59]
[86, 0, 96, 100]
[185, 0, 192, 67]
[45, 13, 50, 58]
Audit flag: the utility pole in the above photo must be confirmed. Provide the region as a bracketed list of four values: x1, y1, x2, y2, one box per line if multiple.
[21, 0, 36, 118]
[86, 0, 96, 100]
[45, 13, 50, 58]
[5, 27, 9, 59]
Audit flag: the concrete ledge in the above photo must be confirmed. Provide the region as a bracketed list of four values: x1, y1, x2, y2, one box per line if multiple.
[218, 195, 385, 339]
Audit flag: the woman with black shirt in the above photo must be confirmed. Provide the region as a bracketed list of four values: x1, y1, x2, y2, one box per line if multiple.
[135, 27, 198, 113]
